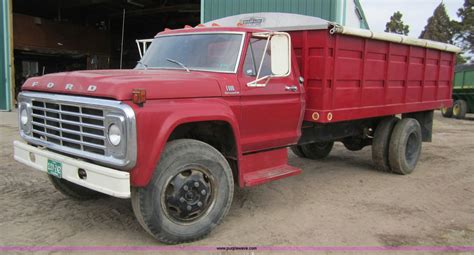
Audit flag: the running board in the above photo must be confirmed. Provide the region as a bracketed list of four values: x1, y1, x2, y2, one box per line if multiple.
[243, 164, 301, 187]
[240, 148, 302, 187]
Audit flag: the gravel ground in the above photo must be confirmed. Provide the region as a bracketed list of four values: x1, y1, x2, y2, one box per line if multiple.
[0, 110, 473, 254]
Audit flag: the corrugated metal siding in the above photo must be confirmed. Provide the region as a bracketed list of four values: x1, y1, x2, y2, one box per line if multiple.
[202, 0, 338, 23]
[0, 0, 12, 111]
[354, 0, 369, 29]
[454, 66, 474, 89]
[0, 4, 4, 109]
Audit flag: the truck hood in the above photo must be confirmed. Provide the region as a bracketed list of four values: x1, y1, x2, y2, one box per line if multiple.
[22, 69, 223, 100]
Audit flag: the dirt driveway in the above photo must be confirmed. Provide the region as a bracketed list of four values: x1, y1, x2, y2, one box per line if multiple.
[1, 111, 473, 252]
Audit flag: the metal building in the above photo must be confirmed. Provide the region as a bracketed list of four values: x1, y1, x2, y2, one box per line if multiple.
[1, 0, 13, 111]
[0, 0, 369, 111]
[201, 0, 369, 29]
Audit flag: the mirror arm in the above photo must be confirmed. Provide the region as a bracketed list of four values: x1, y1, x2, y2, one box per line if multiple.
[247, 75, 272, 87]
[247, 35, 272, 88]
[255, 36, 271, 80]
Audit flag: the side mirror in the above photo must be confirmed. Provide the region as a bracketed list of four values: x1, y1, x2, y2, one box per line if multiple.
[270, 34, 291, 77]
[247, 32, 291, 88]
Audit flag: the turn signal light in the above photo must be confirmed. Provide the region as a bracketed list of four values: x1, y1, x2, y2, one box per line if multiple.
[132, 88, 147, 106]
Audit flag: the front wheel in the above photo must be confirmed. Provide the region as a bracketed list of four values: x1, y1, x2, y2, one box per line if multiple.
[131, 139, 234, 244]
[48, 175, 104, 200]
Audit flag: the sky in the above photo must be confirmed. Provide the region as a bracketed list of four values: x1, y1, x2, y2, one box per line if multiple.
[359, 0, 464, 37]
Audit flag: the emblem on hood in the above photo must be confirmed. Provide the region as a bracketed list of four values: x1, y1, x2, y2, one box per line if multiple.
[29, 81, 98, 92]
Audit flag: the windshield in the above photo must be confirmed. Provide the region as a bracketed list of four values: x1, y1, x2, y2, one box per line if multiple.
[136, 33, 244, 73]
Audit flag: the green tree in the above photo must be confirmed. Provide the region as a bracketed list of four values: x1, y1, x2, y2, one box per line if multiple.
[419, 3, 454, 43]
[456, 55, 467, 64]
[453, 0, 473, 59]
[385, 11, 410, 35]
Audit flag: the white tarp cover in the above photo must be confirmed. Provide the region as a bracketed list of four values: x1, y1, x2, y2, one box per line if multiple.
[206, 12, 461, 53]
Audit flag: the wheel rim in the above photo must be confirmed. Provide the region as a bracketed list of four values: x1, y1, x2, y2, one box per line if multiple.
[453, 104, 460, 116]
[405, 132, 419, 165]
[161, 167, 216, 224]
[315, 142, 330, 149]
[441, 107, 447, 115]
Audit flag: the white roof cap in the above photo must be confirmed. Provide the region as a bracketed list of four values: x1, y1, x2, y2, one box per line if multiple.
[205, 12, 330, 31]
[206, 12, 461, 53]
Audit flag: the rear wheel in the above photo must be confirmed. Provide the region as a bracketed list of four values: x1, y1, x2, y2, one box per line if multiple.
[441, 107, 453, 118]
[342, 137, 371, 151]
[290, 145, 306, 158]
[453, 100, 468, 119]
[48, 175, 103, 200]
[131, 139, 234, 244]
[372, 117, 399, 172]
[388, 118, 422, 175]
[300, 142, 334, 160]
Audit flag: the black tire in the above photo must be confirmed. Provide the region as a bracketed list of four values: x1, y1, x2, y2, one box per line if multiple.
[342, 137, 370, 151]
[300, 141, 334, 160]
[441, 107, 453, 118]
[372, 117, 399, 172]
[388, 118, 422, 175]
[48, 175, 103, 200]
[131, 139, 234, 244]
[290, 145, 306, 158]
[453, 100, 468, 119]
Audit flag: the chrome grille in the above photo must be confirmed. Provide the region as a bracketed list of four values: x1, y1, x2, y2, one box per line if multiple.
[19, 91, 137, 170]
[31, 100, 106, 155]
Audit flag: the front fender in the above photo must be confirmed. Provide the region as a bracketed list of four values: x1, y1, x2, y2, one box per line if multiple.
[125, 98, 241, 187]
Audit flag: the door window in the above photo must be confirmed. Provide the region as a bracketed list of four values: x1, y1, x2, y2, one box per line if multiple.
[243, 38, 272, 77]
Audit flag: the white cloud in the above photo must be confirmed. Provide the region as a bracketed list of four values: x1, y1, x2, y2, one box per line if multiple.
[360, 0, 464, 37]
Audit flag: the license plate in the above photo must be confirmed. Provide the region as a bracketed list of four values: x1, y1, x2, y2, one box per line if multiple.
[47, 159, 62, 178]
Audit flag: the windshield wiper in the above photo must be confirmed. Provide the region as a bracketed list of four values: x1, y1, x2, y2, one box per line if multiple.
[166, 58, 190, 73]
[137, 60, 148, 70]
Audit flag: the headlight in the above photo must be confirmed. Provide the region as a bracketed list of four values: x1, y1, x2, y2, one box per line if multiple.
[20, 109, 29, 125]
[108, 124, 122, 146]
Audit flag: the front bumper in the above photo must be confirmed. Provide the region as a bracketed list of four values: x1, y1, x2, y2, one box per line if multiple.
[13, 141, 130, 198]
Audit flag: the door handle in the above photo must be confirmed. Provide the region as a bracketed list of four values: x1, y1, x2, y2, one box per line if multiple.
[285, 85, 298, 92]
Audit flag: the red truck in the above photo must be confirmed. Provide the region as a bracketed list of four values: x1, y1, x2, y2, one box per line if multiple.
[13, 13, 460, 243]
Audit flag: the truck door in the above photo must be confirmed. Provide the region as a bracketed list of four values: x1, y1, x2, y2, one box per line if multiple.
[238, 37, 304, 153]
